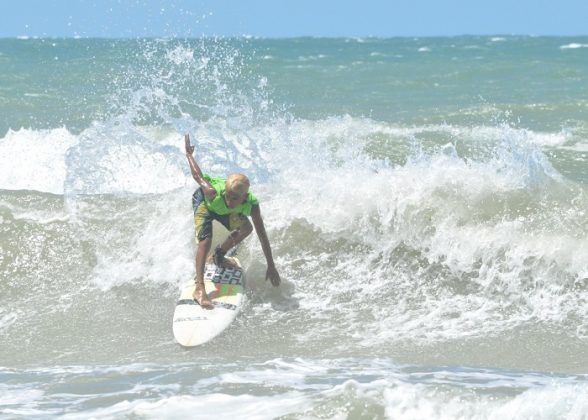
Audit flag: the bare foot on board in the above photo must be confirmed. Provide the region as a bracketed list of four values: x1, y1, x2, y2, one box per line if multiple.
[193, 283, 214, 309]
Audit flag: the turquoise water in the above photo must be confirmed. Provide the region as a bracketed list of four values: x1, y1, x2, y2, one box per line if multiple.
[3, 37, 588, 131]
[1, 37, 587, 418]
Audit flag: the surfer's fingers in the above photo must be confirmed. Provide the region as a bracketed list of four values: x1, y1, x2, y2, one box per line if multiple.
[267, 271, 280, 287]
[184, 134, 193, 151]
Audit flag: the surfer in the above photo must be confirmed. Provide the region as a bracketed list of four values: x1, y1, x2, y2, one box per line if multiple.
[184, 134, 281, 309]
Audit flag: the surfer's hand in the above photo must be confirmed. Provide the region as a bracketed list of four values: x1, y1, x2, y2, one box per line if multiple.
[184, 134, 194, 155]
[266, 265, 281, 287]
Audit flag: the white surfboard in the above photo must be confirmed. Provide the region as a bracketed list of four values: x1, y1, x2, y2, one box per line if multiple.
[173, 257, 245, 347]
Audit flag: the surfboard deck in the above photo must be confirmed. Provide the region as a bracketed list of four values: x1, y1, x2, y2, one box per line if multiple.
[173, 257, 244, 347]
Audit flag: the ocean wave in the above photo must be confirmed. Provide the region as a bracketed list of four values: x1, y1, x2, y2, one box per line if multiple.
[2, 359, 587, 419]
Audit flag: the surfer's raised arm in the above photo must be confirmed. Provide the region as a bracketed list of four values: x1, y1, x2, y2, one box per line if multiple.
[184, 134, 216, 201]
[250, 204, 281, 286]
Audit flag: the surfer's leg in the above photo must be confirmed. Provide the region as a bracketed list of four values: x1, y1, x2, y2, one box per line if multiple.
[192, 189, 214, 309]
[194, 237, 213, 309]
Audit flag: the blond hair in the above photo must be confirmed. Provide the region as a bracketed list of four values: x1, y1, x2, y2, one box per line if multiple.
[226, 173, 250, 196]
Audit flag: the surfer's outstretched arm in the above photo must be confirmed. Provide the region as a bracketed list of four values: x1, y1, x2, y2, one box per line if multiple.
[251, 204, 281, 287]
[184, 134, 216, 201]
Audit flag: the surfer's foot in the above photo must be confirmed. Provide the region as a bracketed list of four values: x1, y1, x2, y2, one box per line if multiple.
[207, 246, 238, 268]
[212, 246, 227, 267]
[193, 283, 214, 309]
[211, 246, 237, 269]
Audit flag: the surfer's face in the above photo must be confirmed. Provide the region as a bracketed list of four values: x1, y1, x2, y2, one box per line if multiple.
[224, 190, 246, 208]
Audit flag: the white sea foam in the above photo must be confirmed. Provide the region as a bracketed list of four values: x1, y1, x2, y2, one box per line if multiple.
[0, 311, 19, 331]
[73, 392, 309, 420]
[382, 381, 588, 419]
[23, 93, 51, 98]
[90, 190, 194, 290]
[297, 54, 328, 61]
[563, 142, 588, 152]
[0, 128, 78, 194]
[164, 45, 196, 66]
[1, 202, 70, 224]
[4, 360, 586, 419]
[560, 43, 588, 50]
[0, 118, 572, 196]
[62, 123, 190, 196]
[0, 384, 45, 410]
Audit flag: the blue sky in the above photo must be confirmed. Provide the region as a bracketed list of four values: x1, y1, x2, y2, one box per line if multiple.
[2, 0, 587, 38]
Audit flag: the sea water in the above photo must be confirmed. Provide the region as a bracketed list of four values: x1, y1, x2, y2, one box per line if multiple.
[0, 36, 587, 419]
